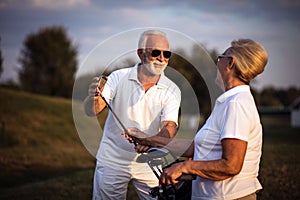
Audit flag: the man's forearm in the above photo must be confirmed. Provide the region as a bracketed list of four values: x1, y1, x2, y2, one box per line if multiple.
[83, 96, 106, 116]
[144, 136, 194, 157]
[157, 121, 178, 138]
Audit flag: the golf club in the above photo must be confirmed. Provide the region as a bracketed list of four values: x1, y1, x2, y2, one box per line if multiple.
[96, 75, 137, 146]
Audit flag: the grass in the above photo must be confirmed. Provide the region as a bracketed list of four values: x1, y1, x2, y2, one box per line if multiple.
[0, 87, 299, 199]
[258, 115, 300, 199]
[0, 88, 94, 190]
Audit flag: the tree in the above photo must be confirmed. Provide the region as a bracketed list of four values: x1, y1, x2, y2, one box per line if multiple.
[18, 26, 78, 98]
[259, 87, 284, 107]
[74, 43, 220, 119]
[0, 37, 3, 78]
[167, 45, 221, 118]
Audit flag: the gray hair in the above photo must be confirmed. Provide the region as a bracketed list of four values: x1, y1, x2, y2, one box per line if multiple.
[138, 30, 168, 49]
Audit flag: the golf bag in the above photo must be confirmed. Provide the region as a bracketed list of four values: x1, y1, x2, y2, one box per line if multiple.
[137, 147, 195, 200]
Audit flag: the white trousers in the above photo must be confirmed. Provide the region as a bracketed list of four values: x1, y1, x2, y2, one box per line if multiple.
[92, 160, 158, 200]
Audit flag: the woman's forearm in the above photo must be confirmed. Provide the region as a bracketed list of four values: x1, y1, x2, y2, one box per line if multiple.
[183, 159, 237, 181]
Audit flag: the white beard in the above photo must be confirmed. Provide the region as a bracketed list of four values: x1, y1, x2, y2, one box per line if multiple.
[144, 60, 167, 75]
[215, 69, 225, 92]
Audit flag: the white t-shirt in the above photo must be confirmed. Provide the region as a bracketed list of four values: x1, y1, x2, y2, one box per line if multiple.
[96, 64, 181, 167]
[193, 85, 262, 200]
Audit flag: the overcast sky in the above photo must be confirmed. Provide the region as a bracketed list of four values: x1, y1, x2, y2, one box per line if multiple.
[0, 0, 299, 90]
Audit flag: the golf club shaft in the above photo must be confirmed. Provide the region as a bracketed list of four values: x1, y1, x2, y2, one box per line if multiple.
[96, 77, 137, 146]
[99, 93, 137, 146]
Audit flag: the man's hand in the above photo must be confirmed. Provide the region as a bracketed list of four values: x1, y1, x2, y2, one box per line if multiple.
[88, 77, 99, 97]
[135, 144, 150, 153]
[122, 128, 151, 153]
[124, 127, 148, 138]
[122, 127, 148, 143]
[84, 77, 107, 116]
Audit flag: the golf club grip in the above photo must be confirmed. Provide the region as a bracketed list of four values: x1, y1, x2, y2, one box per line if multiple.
[177, 174, 196, 181]
[98, 75, 108, 89]
[95, 76, 107, 97]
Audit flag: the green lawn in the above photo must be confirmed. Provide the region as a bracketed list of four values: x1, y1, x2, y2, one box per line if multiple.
[0, 88, 299, 199]
[257, 115, 300, 199]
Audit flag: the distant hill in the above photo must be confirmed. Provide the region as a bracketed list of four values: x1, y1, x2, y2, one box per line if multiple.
[0, 88, 96, 187]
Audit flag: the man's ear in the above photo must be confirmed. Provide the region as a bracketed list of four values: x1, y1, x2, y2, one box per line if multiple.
[137, 49, 146, 60]
[137, 48, 143, 56]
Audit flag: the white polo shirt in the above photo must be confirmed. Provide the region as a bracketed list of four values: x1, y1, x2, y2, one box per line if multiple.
[193, 85, 262, 200]
[96, 64, 181, 167]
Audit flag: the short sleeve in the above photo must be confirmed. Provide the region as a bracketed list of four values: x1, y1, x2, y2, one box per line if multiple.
[101, 68, 129, 104]
[221, 101, 251, 142]
[161, 86, 181, 125]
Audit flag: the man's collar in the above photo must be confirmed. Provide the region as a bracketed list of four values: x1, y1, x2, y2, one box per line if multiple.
[128, 63, 168, 89]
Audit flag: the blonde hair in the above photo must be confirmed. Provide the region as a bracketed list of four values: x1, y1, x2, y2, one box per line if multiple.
[227, 39, 268, 83]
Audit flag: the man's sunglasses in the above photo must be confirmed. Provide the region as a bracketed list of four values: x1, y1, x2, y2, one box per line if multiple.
[151, 49, 172, 59]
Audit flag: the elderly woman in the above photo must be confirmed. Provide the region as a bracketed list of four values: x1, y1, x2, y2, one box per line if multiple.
[124, 39, 268, 200]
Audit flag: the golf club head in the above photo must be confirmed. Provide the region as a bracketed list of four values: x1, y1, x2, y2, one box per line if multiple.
[147, 147, 170, 158]
[136, 147, 170, 163]
[136, 154, 150, 163]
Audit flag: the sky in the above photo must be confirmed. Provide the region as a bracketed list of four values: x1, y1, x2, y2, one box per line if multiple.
[0, 0, 300, 91]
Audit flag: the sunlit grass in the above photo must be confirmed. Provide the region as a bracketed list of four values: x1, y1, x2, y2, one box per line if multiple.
[0, 88, 299, 199]
[0, 88, 95, 188]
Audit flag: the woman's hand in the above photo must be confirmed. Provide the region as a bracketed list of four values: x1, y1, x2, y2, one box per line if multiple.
[159, 162, 186, 185]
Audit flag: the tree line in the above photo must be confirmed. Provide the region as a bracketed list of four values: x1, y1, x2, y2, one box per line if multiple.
[0, 25, 299, 112]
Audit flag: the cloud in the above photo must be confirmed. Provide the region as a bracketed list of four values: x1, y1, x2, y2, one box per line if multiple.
[0, 0, 27, 9]
[0, 0, 91, 10]
[0, 0, 299, 89]
[31, 0, 91, 10]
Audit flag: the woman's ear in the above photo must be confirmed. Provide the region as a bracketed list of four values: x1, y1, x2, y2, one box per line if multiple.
[227, 57, 235, 70]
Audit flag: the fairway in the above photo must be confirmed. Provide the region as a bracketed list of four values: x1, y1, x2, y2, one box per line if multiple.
[0, 88, 299, 199]
[258, 114, 300, 200]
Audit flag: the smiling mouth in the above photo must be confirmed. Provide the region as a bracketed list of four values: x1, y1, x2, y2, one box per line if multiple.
[153, 63, 165, 68]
